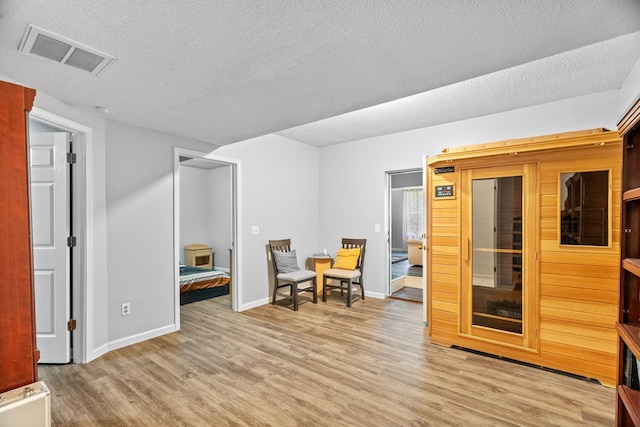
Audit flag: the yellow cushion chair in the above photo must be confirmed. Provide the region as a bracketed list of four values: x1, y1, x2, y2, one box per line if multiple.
[322, 238, 366, 307]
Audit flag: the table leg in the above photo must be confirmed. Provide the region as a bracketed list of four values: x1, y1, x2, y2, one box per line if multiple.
[314, 258, 332, 296]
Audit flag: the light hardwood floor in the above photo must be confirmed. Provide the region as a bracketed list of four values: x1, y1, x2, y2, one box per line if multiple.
[39, 294, 615, 426]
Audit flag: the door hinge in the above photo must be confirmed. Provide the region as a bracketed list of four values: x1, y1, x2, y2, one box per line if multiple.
[67, 319, 77, 331]
[67, 152, 76, 164]
[67, 236, 76, 247]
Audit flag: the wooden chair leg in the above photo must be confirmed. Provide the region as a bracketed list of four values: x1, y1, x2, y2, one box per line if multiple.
[312, 278, 318, 304]
[346, 280, 352, 307]
[272, 282, 278, 305]
[360, 281, 365, 300]
[322, 276, 328, 302]
[292, 283, 298, 311]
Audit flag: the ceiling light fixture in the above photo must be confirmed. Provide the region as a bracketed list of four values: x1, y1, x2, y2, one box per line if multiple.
[19, 24, 115, 76]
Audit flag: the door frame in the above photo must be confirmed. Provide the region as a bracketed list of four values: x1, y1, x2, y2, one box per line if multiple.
[173, 147, 242, 328]
[459, 163, 538, 350]
[29, 108, 91, 363]
[385, 165, 427, 322]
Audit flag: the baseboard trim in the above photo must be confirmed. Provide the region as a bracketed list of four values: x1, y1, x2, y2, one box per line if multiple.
[90, 343, 109, 362]
[239, 297, 269, 312]
[239, 292, 385, 310]
[366, 291, 385, 300]
[107, 324, 177, 353]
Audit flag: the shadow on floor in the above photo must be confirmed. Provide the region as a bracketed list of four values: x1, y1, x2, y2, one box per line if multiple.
[390, 253, 423, 302]
[390, 286, 422, 302]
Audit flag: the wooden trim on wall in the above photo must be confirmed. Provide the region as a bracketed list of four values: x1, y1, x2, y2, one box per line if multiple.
[618, 96, 640, 137]
[429, 128, 620, 165]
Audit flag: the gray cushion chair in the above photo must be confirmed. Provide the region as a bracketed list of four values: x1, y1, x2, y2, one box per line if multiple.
[268, 239, 317, 311]
[322, 238, 366, 307]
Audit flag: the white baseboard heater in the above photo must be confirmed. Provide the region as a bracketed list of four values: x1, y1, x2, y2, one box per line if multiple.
[0, 382, 51, 427]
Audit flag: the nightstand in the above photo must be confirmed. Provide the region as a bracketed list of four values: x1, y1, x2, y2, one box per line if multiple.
[184, 244, 214, 269]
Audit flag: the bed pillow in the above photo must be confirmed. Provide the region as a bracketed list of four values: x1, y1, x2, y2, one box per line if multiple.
[332, 247, 360, 270]
[273, 249, 301, 273]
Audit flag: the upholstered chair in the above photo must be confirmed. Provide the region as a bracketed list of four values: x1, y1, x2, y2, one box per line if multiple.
[268, 239, 317, 311]
[322, 238, 366, 307]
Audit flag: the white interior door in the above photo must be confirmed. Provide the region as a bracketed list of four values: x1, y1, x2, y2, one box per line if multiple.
[31, 131, 71, 364]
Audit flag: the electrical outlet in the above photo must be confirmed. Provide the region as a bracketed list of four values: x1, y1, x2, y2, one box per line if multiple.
[121, 302, 131, 316]
[374, 224, 381, 232]
[252, 225, 259, 235]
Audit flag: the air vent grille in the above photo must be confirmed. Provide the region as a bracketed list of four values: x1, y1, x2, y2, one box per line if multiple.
[30, 33, 71, 62]
[20, 24, 115, 75]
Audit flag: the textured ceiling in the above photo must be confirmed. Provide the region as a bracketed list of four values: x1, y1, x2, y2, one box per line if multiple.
[278, 32, 640, 146]
[1, 1, 639, 147]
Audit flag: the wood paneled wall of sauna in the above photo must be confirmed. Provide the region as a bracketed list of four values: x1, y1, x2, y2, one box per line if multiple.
[426, 128, 622, 387]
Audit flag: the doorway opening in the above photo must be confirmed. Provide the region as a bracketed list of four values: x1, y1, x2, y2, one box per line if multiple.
[173, 148, 240, 330]
[387, 169, 424, 303]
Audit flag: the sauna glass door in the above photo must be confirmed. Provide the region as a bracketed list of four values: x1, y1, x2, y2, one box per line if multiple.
[471, 176, 522, 333]
[461, 164, 537, 349]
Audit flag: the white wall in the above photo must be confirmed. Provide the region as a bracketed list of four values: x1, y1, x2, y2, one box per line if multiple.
[391, 190, 404, 251]
[179, 164, 233, 269]
[214, 134, 320, 307]
[208, 166, 232, 269]
[105, 121, 216, 345]
[620, 55, 640, 114]
[180, 166, 215, 263]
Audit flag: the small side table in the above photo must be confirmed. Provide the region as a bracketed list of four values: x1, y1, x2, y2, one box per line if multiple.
[312, 255, 333, 295]
[184, 244, 214, 269]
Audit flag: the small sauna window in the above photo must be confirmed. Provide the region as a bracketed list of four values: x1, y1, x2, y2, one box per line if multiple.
[560, 170, 609, 246]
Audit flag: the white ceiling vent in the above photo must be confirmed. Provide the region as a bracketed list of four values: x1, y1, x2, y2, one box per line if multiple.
[19, 24, 115, 76]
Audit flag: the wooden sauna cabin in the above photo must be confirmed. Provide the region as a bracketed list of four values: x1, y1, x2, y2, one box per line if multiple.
[426, 128, 622, 386]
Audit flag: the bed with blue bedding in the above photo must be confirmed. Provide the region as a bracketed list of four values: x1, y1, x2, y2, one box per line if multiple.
[179, 265, 230, 304]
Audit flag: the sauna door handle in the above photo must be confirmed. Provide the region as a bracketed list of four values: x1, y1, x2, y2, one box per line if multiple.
[462, 236, 469, 262]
